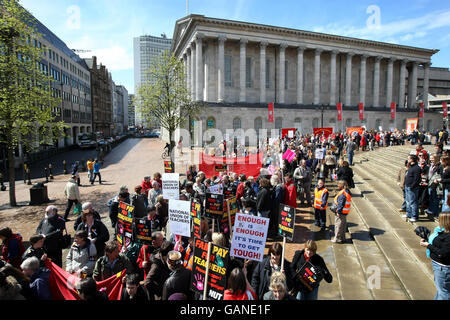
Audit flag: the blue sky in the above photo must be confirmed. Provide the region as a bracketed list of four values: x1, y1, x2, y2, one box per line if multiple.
[19, 0, 450, 94]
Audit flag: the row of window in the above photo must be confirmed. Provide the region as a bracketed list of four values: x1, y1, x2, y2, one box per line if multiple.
[221, 56, 390, 94]
[205, 116, 429, 131]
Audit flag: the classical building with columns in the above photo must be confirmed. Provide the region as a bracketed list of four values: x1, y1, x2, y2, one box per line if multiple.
[171, 15, 443, 140]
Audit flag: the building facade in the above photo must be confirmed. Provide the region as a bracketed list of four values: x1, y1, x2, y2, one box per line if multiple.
[128, 94, 136, 128]
[171, 15, 443, 140]
[133, 34, 172, 127]
[35, 17, 92, 147]
[84, 56, 113, 137]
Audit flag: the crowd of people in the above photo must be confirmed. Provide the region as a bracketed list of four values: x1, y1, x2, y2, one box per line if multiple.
[0, 126, 449, 301]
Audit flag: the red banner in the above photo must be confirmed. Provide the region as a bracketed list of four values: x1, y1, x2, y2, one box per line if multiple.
[359, 103, 364, 121]
[337, 103, 343, 122]
[390, 102, 396, 119]
[199, 153, 263, 178]
[268, 102, 274, 123]
[346, 127, 364, 137]
[313, 127, 333, 138]
[281, 128, 296, 139]
[419, 103, 424, 118]
[443, 102, 448, 119]
[45, 259, 126, 300]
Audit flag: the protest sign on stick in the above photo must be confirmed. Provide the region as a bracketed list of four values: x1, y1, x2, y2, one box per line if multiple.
[191, 238, 229, 300]
[230, 213, 269, 262]
[168, 200, 191, 238]
[205, 193, 224, 218]
[116, 202, 134, 251]
[135, 218, 152, 245]
[220, 197, 237, 236]
[278, 204, 296, 271]
[191, 200, 202, 239]
[162, 173, 179, 200]
[164, 161, 174, 173]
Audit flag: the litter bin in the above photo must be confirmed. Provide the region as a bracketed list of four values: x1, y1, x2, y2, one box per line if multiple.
[29, 182, 49, 205]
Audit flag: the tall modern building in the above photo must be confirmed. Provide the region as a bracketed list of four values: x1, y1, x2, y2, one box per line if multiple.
[133, 34, 172, 127]
[128, 94, 136, 128]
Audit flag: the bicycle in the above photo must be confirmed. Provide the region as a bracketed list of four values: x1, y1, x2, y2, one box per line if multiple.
[161, 143, 170, 159]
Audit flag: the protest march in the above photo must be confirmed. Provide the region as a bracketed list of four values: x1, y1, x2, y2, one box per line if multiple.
[1, 127, 450, 302]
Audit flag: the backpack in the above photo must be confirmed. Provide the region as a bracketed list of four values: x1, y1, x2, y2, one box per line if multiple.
[107, 196, 116, 207]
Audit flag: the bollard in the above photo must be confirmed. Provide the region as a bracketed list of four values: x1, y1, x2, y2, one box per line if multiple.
[23, 163, 27, 184]
[63, 160, 67, 174]
[44, 167, 49, 183]
[0, 173, 6, 191]
[48, 164, 54, 180]
[26, 169, 31, 185]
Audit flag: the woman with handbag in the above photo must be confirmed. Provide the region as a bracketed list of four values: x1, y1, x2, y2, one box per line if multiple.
[36, 206, 66, 267]
[289, 240, 332, 300]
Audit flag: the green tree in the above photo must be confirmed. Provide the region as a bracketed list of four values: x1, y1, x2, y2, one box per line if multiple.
[0, 0, 66, 206]
[135, 50, 203, 166]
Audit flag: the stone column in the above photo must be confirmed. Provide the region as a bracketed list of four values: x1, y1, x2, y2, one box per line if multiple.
[260, 41, 268, 103]
[186, 49, 191, 94]
[204, 54, 209, 101]
[195, 34, 204, 101]
[297, 46, 305, 104]
[313, 48, 322, 105]
[423, 62, 430, 108]
[345, 52, 354, 106]
[279, 43, 287, 104]
[386, 58, 394, 107]
[217, 35, 226, 102]
[373, 56, 381, 107]
[359, 54, 367, 105]
[408, 62, 418, 108]
[330, 50, 338, 106]
[398, 60, 407, 108]
[190, 43, 196, 100]
[239, 38, 248, 102]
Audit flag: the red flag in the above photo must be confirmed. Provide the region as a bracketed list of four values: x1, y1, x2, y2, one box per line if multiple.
[419, 103, 424, 118]
[443, 102, 448, 118]
[268, 102, 274, 123]
[45, 259, 126, 300]
[359, 103, 364, 121]
[337, 103, 342, 121]
[390, 102, 396, 119]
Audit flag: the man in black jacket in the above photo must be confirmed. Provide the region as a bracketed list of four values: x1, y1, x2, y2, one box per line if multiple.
[36, 206, 66, 267]
[161, 250, 193, 300]
[74, 202, 101, 231]
[404, 154, 421, 222]
[144, 240, 173, 299]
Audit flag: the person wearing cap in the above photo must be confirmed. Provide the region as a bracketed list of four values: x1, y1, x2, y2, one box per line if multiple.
[73, 202, 101, 231]
[63, 175, 81, 221]
[22, 235, 47, 268]
[161, 250, 193, 300]
[76, 209, 109, 257]
[144, 240, 173, 300]
[36, 205, 66, 267]
[93, 241, 134, 282]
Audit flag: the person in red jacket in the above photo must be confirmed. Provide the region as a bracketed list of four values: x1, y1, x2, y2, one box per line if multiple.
[0, 227, 26, 269]
[141, 176, 153, 197]
[236, 174, 246, 209]
[136, 231, 164, 279]
[224, 267, 257, 300]
[151, 173, 163, 190]
[283, 173, 297, 209]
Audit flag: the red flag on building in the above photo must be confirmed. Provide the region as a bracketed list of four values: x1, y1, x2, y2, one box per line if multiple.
[268, 102, 274, 123]
[390, 102, 396, 119]
[419, 103, 424, 118]
[359, 103, 364, 121]
[337, 103, 343, 121]
[45, 259, 126, 300]
[443, 102, 448, 119]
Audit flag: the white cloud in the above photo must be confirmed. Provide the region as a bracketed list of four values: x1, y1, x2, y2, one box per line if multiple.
[79, 46, 133, 71]
[311, 9, 450, 44]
